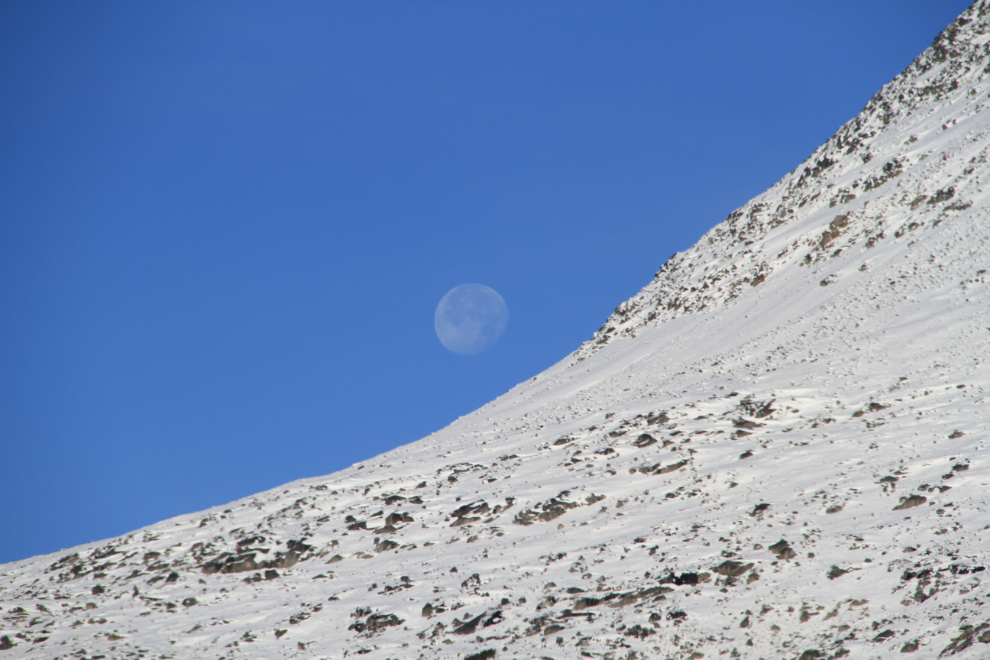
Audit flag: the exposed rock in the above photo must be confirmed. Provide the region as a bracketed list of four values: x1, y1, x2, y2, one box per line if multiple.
[463, 650, 497, 660]
[827, 566, 850, 580]
[452, 613, 484, 635]
[750, 503, 771, 517]
[893, 495, 927, 510]
[633, 433, 657, 448]
[713, 561, 754, 577]
[374, 539, 399, 553]
[655, 460, 689, 475]
[348, 612, 404, 636]
[769, 539, 796, 560]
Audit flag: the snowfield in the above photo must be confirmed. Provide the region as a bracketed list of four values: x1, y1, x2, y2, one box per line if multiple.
[3, 4, 990, 660]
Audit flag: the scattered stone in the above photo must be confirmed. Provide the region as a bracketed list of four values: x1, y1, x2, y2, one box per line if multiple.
[769, 539, 796, 559]
[633, 433, 657, 448]
[201, 547, 300, 575]
[348, 612, 405, 636]
[374, 539, 399, 553]
[893, 495, 927, 510]
[713, 561, 754, 577]
[463, 650, 496, 660]
[750, 503, 771, 517]
[461, 573, 481, 590]
[452, 614, 484, 635]
[940, 623, 990, 655]
[623, 624, 654, 638]
[655, 460, 689, 475]
[826, 566, 849, 580]
[647, 412, 670, 424]
[660, 572, 704, 586]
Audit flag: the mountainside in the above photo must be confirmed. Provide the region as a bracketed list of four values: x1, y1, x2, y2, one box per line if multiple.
[3, 4, 990, 660]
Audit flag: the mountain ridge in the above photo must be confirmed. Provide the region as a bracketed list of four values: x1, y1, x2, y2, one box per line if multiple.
[581, 1, 990, 358]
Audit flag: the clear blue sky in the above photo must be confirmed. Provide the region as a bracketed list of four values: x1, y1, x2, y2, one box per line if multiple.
[0, 1, 969, 564]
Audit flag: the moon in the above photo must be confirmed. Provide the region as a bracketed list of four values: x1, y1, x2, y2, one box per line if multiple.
[434, 284, 509, 356]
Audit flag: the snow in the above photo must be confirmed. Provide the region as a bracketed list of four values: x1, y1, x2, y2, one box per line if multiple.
[2, 4, 990, 660]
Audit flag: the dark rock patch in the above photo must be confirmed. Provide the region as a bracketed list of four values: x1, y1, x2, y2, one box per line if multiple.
[827, 566, 850, 580]
[463, 650, 497, 660]
[769, 539, 796, 560]
[713, 561, 754, 577]
[655, 460, 689, 475]
[928, 187, 955, 205]
[513, 493, 581, 525]
[750, 503, 771, 517]
[940, 622, 990, 655]
[660, 572, 703, 586]
[633, 434, 657, 448]
[385, 512, 413, 527]
[893, 495, 927, 510]
[452, 614, 484, 635]
[624, 624, 654, 638]
[202, 547, 301, 575]
[348, 612, 405, 636]
[647, 412, 670, 425]
[460, 573, 481, 590]
[374, 539, 399, 553]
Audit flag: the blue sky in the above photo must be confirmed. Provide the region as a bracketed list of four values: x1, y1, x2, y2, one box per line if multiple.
[0, 1, 970, 564]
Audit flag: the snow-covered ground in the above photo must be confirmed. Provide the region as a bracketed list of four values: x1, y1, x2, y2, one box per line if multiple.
[3, 4, 990, 660]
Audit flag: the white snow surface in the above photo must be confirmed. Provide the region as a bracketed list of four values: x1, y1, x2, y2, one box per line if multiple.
[3, 4, 990, 660]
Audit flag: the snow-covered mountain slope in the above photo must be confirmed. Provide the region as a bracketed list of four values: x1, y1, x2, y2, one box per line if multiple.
[3, 4, 990, 660]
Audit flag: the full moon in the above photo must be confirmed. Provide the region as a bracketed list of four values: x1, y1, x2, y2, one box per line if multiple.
[434, 284, 509, 356]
